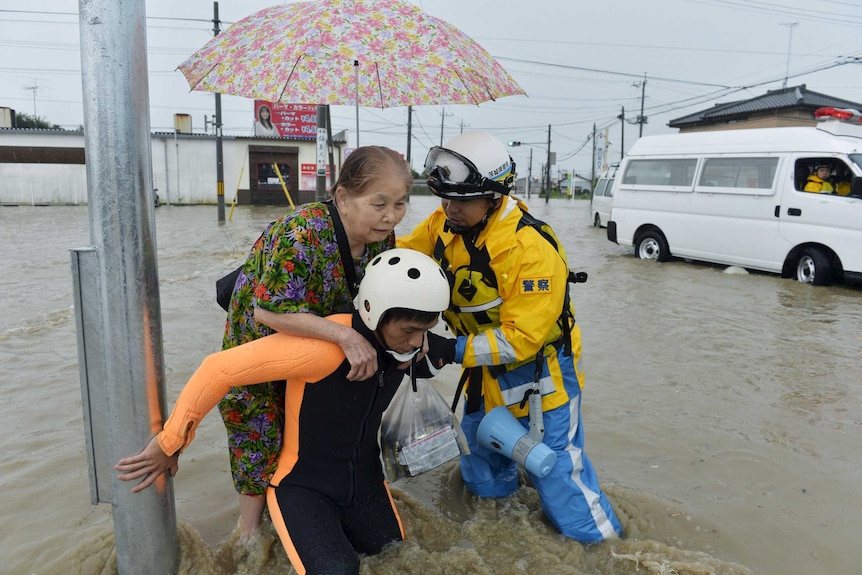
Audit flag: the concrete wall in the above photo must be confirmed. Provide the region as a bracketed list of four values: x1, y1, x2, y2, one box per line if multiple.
[0, 131, 87, 204]
[0, 130, 336, 205]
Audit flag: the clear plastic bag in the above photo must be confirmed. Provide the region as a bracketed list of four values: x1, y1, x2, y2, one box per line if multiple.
[380, 377, 469, 481]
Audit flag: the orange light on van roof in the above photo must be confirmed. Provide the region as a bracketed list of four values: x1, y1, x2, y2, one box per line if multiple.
[814, 107, 862, 123]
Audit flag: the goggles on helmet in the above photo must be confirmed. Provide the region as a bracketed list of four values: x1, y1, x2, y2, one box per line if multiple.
[425, 146, 514, 199]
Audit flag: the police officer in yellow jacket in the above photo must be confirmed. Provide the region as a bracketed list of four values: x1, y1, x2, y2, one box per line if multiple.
[398, 132, 622, 542]
[804, 163, 836, 193]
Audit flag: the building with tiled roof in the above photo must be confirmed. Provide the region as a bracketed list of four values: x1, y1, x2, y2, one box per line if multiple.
[669, 85, 862, 133]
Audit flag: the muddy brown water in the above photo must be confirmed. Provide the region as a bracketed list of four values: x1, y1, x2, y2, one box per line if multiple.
[1, 196, 859, 574]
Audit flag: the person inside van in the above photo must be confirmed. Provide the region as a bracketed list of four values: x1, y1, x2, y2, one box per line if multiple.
[804, 163, 835, 193]
[804, 162, 853, 195]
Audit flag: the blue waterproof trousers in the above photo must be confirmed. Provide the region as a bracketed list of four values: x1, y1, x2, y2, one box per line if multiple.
[459, 356, 623, 543]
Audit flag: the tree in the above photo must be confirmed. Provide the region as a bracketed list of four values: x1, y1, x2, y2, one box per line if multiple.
[13, 112, 63, 130]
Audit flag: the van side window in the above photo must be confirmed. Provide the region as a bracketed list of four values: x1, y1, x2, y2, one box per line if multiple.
[594, 179, 609, 197]
[796, 158, 855, 195]
[699, 157, 778, 190]
[622, 159, 697, 187]
[606, 178, 614, 197]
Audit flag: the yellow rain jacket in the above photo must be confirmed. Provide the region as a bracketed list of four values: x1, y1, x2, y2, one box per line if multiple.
[398, 196, 583, 418]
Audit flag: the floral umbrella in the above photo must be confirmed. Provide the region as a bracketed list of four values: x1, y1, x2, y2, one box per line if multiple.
[177, 0, 525, 109]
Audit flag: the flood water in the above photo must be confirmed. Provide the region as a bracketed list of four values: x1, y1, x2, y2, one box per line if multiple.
[1, 196, 860, 575]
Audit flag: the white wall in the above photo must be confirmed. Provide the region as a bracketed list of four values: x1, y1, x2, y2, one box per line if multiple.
[0, 163, 88, 204]
[0, 131, 87, 204]
[0, 131, 330, 205]
[150, 135, 247, 205]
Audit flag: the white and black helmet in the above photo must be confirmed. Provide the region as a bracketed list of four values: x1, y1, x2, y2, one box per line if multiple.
[425, 132, 516, 200]
[354, 248, 450, 330]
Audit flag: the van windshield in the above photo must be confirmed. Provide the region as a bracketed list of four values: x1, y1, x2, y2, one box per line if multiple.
[849, 154, 862, 172]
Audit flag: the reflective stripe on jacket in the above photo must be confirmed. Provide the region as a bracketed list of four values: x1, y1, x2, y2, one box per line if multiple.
[398, 196, 584, 417]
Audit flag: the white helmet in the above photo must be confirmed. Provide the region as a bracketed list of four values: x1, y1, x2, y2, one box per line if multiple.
[354, 248, 451, 330]
[425, 131, 516, 200]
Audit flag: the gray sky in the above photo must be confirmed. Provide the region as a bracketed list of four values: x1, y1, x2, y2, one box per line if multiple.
[2, 0, 862, 177]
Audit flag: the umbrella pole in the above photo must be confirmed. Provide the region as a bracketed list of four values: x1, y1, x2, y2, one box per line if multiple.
[354, 60, 359, 147]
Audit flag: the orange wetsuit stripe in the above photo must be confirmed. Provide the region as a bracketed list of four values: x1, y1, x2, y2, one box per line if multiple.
[267, 486, 306, 575]
[383, 481, 405, 540]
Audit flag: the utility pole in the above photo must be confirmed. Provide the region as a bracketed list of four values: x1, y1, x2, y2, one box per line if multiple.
[635, 74, 647, 137]
[545, 124, 551, 203]
[780, 22, 798, 89]
[354, 59, 360, 147]
[591, 123, 596, 195]
[24, 79, 39, 120]
[527, 147, 532, 199]
[406, 106, 412, 167]
[213, 2, 225, 222]
[439, 108, 452, 146]
[617, 106, 625, 161]
[316, 105, 328, 202]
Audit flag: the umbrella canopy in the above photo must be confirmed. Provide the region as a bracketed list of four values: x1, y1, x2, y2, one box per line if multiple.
[177, 0, 525, 109]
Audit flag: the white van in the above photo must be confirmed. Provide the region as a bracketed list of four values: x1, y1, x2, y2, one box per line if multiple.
[607, 110, 862, 285]
[590, 165, 617, 228]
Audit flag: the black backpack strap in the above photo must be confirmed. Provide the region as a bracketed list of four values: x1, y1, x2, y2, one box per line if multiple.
[450, 367, 484, 414]
[325, 200, 359, 298]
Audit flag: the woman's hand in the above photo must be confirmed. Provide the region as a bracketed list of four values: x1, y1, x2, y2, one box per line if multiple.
[114, 435, 179, 493]
[338, 327, 379, 381]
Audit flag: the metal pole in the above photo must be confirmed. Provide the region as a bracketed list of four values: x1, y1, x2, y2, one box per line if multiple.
[354, 59, 360, 147]
[639, 74, 646, 138]
[213, 2, 225, 221]
[619, 106, 625, 161]
[406, 106, 412, 166]
[316, 104, 328, 201]
[781, 23, 797, 89]
[527, 147, 532, 199]
[545, 124, 551, 203]
[326, 105, 336, 189]
[76, 1, 178, 573]
[591, 123, 596, 195]
[440, 108, 445, 146]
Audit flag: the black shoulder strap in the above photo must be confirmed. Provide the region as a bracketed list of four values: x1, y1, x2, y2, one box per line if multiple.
[325, 200, 359, 298]
[460, 234, 498, 289]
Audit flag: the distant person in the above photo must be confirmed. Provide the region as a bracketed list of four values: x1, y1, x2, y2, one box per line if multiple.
[116, 249, 456, 575]
[804, 163, 835, 193]
[219, 146, 412, 545]
[254, 104, 280, 137]
[398, 131, 623, 543]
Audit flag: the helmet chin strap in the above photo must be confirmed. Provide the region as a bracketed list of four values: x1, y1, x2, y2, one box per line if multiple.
[386, 347, 422, 362]
[378, 331, 425, 363]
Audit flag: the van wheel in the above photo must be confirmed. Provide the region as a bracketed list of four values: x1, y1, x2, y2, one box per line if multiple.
[636, 231, 670, 262]
[593, 213, 601, 228]
[796, 247, 833, 285]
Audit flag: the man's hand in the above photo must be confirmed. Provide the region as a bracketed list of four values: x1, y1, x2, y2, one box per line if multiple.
[339, 327, 379, 381]
[115, 435, 179, 493]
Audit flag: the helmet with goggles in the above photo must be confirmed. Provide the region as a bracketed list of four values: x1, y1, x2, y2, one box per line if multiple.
[354, 248, 450, 331]
[425, 132, 516, 200]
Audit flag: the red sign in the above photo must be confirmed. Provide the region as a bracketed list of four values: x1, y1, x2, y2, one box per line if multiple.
[254, 101, 317, 139]
[301, 163, 331, 190]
